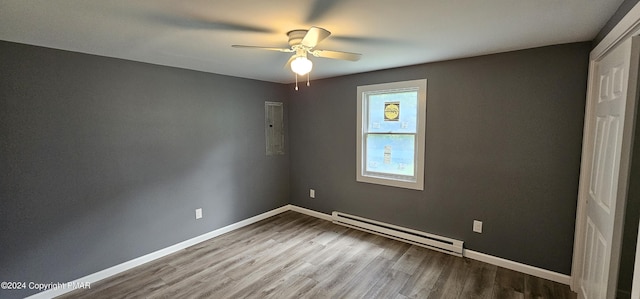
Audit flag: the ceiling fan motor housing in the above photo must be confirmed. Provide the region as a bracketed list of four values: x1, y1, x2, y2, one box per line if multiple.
[287, 30, 308, 47]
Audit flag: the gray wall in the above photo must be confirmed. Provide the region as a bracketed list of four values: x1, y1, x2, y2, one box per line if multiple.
[288, 42, 591, 275]
[0, 41, 289, 299]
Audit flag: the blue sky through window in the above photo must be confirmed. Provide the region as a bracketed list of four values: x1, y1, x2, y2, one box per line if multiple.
[365, 134, 415, 176]
[365, 90, 418, 177]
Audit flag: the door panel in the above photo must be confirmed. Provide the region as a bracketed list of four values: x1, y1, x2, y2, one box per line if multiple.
[578, 37, 639, 299]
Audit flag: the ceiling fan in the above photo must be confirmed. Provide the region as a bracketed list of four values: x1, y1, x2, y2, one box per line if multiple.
[232, 26, 362, 89]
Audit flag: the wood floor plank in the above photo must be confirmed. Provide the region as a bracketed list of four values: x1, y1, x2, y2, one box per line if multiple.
[333, 256, 396, 298]
[552, 281, 578, 299]
[306, 228, 376, 266]
[492, 267, 526, 299]
[56, 211, 576, 299]
[162, 238, 280, 286]
[459, 259, 498, 299]
[222, 239, 325, 298]
[221, 239, 303, 281]
[524, 274, 555, 299]
[375, 236, 413, 261]
[262, 275, 318, 299]
[392, 245, 430, 275]
[165, 225, 281, 271]
[399, 250, 452, 298]
[307, 220, 350, 246]
[427, 256, 476, 299]
[304, 233, 385, 296]
[364, 269, 412, 299]
[147, 274, 237, 299]
[220, 242, 322, 298]
[307, 243, 381, 284]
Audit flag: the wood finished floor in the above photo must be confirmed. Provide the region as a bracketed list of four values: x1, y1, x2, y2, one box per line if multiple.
[58, 211, 576, 299]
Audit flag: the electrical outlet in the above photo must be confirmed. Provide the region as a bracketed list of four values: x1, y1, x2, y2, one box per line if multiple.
[473, 220, 482, 233]
[310, 189, 315, 198]
[195, 208, 203, 220]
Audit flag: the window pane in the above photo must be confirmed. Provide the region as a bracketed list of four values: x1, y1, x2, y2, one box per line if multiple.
[367, 91, 418, 133]
[365, 134, 415, 177]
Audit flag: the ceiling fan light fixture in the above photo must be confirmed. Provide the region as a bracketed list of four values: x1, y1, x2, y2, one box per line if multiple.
[291, 56, 313, 75]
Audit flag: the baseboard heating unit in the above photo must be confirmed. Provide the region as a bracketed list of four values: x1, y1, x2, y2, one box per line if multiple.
[332, 211, 464, 256]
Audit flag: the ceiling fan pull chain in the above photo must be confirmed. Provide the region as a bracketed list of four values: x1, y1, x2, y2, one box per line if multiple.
[307, 73, 310, 86]
[295, 73, 299, 91]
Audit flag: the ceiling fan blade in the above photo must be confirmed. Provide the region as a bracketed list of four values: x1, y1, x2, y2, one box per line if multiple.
[143, 11, 275, 33]
[332, 35, 400, 45]
[312, 50, 362, 61]
[232, 45, 294, 53]
[301, 27, 331, 48]
[305, 0, 341, 23]
[197, 21, 274, 33]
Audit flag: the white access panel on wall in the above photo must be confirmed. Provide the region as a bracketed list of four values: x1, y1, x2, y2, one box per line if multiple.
[265, 101, 284, 156]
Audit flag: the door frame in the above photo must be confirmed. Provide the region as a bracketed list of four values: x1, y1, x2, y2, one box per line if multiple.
[571, 1, 640, 296]
[634, 219, 640, 299]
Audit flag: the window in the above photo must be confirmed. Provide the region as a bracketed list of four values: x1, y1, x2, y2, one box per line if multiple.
[356, 79, 426, 190]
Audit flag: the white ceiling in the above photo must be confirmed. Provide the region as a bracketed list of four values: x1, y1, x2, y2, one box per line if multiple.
[0, 0, 624, 83]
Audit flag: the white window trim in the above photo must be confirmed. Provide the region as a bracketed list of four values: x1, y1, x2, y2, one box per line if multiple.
[356, 79, 427, 190]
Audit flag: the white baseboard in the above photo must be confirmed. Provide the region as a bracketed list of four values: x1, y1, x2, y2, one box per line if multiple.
[463, 249, 571, 285]
[26, 205, 290, 299]
[287, 204, 333, 221]
[27, 204, 571, 298]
